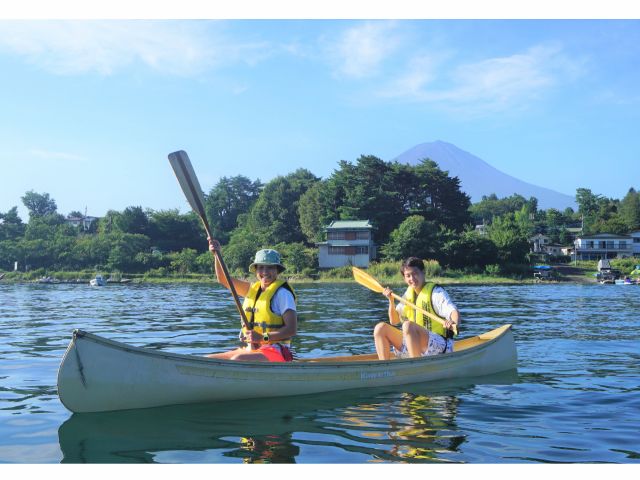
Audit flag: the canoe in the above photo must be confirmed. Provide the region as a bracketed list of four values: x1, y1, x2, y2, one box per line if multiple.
[57, 324, 517, 413]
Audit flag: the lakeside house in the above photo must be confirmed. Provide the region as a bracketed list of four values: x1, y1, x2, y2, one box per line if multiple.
[530, 233, 550, 253]
[573, 233, 633, 261]
[66, 214, 99, 231]
[631, 230, 640, 257]
[317, 220, 376, 268]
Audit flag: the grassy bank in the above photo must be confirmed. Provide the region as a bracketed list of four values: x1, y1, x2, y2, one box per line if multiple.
[2, 259, 614, 286]
[0, 267, 538, 286]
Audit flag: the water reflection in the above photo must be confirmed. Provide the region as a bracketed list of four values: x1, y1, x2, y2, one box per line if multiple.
[386, 393, 462, 462]
[58, 372, 516, 464]
[3, 282, 639, 463]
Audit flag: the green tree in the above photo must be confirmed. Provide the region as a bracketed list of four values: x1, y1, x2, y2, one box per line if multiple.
[487, 213, 531, 264]
[298, 180, 338, 244]
[247, 169, 319, 245]
[575, 188, 603, 234]
[380, 215, 440, 261]
[148, 209, 203, 253]
[618, 187, 640, 231]
[0, 207, 25, 241]
[0, 240, 20, 270]
[69, 235, 105, 270]
[114, 206, 150, 236]
[332, 156, 405, 244]
[105, 232, 151, 272]
[439, 228, 499, 270]
[514, 204, 535, 238]
[222, 225, 262, 273]
[411, 159, 472, 232]
[21, 191, 58, 218]
[205, 175, 262, 244]
[469, 193, 534, 225]
[168, 248, 199, 274]
[274, 242, 317, 274]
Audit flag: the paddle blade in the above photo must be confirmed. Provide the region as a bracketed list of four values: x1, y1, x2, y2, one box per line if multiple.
[168, 150, 210, 233]
[352, 266, 385, 293]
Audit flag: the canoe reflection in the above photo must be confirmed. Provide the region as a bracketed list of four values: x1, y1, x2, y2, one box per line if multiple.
[58, 370, 517, 463]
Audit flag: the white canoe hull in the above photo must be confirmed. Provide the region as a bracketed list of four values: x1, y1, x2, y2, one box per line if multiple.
[57, 324, 517, 413]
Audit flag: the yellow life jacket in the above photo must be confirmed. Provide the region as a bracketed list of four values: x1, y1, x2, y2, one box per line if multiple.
[242, 280, 296, 345]
[402, 282, 454, 338]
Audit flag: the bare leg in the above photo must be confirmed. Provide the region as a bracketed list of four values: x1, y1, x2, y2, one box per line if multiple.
[373, 322, 404, 360]
[402, 322, 428, 358]
[230, 351, 269, 362]
[206, 347, 248, 359]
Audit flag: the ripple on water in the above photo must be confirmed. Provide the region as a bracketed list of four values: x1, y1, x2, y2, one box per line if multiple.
[0, 282, 639, 463]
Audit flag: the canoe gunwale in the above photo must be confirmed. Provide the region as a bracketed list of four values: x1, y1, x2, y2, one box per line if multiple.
[68, 324, 513, 370]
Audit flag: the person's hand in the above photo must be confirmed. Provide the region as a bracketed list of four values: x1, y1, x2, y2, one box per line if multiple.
[208, 237, 221, 253]
[382, 287, 394, 301]
[444, 319, 457, 331]
[239, 328, 260, 344]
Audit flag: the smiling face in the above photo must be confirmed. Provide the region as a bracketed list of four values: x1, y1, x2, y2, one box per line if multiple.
[255, 264, 279, 289]
[401, 266, 426, 294]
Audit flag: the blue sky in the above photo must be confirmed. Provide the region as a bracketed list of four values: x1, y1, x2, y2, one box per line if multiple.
[1, 9, 639, 220]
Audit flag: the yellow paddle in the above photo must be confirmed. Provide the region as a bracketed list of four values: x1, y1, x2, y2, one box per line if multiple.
[168, 150, 252, 335]
[352, 266, 458, 335]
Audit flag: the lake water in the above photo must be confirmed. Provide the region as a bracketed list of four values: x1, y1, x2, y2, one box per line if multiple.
[0, 281, 638, 464]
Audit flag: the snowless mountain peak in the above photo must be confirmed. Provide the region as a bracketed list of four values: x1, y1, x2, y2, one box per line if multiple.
[393, 141, 576, 210]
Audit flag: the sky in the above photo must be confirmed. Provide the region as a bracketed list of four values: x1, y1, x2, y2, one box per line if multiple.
[1, 2, 639, 221]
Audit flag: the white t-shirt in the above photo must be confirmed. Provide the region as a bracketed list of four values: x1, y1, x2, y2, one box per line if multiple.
[396, 286, 458, 321]
[269, 287, 296, 316]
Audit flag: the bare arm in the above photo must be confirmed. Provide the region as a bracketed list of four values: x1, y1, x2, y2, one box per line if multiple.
[445, 309, 461, 331]
[383, 287, 402, 326]
[243, 309, 297, 344]
[209, 238, 250, 296]
[272, 309, 297, 341]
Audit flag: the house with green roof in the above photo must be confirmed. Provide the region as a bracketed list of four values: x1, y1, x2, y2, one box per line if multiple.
[317, 220, 376, 268]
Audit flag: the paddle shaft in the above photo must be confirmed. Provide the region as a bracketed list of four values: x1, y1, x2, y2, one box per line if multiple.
[168, 151, 252, 332]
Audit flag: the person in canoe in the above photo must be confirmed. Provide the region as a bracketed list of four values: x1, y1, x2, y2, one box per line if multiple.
[374, 257, 460, 360]
[207, 238, 297, 362]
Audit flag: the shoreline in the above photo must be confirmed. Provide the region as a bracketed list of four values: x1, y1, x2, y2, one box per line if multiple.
[0, 272, 596, 286]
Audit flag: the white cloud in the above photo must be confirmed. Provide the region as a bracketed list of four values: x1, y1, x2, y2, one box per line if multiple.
[379, 44, 585, 115]
[325, 21, 403, 79]
[0, 20, 269, 76]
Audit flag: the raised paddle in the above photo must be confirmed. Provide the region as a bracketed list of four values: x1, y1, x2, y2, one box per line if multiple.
[168, 150, 252, 335]
[352, 266, 458, 335]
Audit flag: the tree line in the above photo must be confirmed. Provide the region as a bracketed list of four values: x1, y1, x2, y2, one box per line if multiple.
[1, 156, 639, 277]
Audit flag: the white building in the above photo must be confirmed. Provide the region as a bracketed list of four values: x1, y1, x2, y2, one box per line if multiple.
[630, 230, 640, 257]
[573, 233, 633, 261]
[530, 233, 550, 253]
[66, 215, 99, 231]
[317, 220, 376, 268]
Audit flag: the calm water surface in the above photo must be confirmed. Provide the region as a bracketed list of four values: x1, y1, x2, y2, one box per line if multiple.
[0, 281, 638, 463]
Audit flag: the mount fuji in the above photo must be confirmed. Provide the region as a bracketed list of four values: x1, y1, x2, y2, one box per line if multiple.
[393, 141, 576, 210]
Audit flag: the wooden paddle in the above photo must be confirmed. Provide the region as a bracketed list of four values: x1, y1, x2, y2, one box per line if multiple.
[168, 150, 252, 334]
[352, 266, 458, 335]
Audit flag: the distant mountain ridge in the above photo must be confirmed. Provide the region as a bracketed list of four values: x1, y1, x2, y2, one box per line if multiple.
[393, 141, 576, 210]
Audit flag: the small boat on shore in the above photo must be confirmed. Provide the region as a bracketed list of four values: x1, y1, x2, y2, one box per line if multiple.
[57, 324, 517, 413]
[89, 275, 106, 287]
